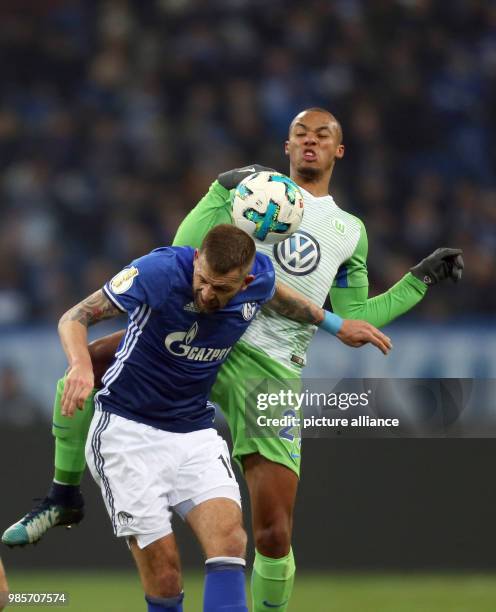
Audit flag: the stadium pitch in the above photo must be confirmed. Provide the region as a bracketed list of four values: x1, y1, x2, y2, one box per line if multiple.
[6, 571, 496, 611]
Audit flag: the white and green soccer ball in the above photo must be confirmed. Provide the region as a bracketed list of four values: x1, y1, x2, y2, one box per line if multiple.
[231, 171, 304, 244]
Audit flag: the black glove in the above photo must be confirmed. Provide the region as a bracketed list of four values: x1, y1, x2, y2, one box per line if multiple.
[217, 164, 276, 190]
[410, 248, 464, 285]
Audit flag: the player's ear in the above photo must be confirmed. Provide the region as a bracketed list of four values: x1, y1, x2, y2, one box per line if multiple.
[240, 274, 256, 291]
[336, 144, 345, 159]
[193, 249, 201, 272]
[284, 140, 290, 156]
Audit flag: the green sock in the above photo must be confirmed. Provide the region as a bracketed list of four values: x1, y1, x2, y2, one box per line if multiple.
[52, 377, 96, 486]
[251, 548, 296, 612]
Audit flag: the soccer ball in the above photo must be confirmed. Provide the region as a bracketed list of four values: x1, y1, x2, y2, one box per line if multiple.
[231, 171, 304, 244]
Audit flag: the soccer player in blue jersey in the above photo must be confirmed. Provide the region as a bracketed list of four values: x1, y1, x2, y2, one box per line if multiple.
[56, 224, 391, 612]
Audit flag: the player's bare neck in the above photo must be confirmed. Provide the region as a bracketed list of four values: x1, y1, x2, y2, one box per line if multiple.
[299, 182, 330, 197]
[291, 165, 333, 197]
[292, 173, 331, 197]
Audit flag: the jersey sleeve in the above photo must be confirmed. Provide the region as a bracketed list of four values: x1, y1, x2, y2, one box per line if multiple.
[330, 275, 427, 327]
[103, 248, 175, 313]
[173, 180, 233, 248]
[257, 254, 276, 304]
[333, 216, 369, 289]
[244, 253, 276, 305]
[260, 272, 277, 304]
[329, 217, 428, 327]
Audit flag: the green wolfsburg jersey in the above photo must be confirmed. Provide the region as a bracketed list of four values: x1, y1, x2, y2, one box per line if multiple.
[173, 179, 427, 372]
[242, 188, 364, 370]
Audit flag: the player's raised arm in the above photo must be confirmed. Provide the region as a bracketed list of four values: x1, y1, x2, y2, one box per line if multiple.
[267, 281, 392, 355]
[266, 280, 325, 326]
[58, 289, 122, 418]
[330, 219, 464, 327]
[173, 164, 274, 249]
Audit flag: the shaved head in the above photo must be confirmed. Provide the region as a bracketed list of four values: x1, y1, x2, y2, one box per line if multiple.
[289, 107, 343, 143]
[285, 107, 345, 193]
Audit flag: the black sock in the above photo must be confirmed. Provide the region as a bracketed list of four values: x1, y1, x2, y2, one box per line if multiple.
[47, 482, 84, 507]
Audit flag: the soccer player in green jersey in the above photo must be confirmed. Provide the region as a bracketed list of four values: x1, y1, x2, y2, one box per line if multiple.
[3, 108, 462, 612]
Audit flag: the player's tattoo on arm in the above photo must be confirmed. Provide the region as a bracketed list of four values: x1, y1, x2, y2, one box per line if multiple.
[59, 290, 121, 328]
[266, 282, 324, 325]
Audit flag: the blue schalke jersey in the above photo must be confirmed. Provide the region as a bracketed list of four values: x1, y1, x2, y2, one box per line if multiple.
[95, 246, 275, 432]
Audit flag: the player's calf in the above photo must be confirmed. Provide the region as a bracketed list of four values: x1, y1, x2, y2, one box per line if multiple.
[186, 498, 248, 612]
[1, 378, 89, 547]
[129, 534, 184, 609]
[244, 454, 297, 558]
[243, 454, 298, 612]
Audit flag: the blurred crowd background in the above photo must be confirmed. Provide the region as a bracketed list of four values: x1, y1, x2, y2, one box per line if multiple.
[0, 0, 494, 328]
[1, 3, 496, 582]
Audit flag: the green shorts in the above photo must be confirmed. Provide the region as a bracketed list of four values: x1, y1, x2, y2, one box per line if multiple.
[210, 341, 302, 477]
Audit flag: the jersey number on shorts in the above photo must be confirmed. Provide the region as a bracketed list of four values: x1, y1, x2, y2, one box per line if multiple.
[218, 454, 234, 479]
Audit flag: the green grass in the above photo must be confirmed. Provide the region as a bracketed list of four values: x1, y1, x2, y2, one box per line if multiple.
[5, 571, 496, 611]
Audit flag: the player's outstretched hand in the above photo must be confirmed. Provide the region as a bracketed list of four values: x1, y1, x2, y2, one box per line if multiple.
[217, 164, 276, 190]
[61, 362, 94, 417]
[337, 320, 393, 355]
[410, 248, 464, 285]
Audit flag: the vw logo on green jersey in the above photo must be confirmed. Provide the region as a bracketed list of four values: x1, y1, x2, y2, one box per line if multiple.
[273, 230, 321, 276]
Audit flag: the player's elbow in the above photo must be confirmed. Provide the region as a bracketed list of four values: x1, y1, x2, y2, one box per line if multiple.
[332, 304, 364, 320]
[57, 308, 78, 333]
[57, 312, 68, 331]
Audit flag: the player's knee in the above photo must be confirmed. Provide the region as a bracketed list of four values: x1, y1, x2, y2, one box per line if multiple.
[227, 523, 247, 558]
[254, 520, 292, 558]
[215, 523, 247, 559]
